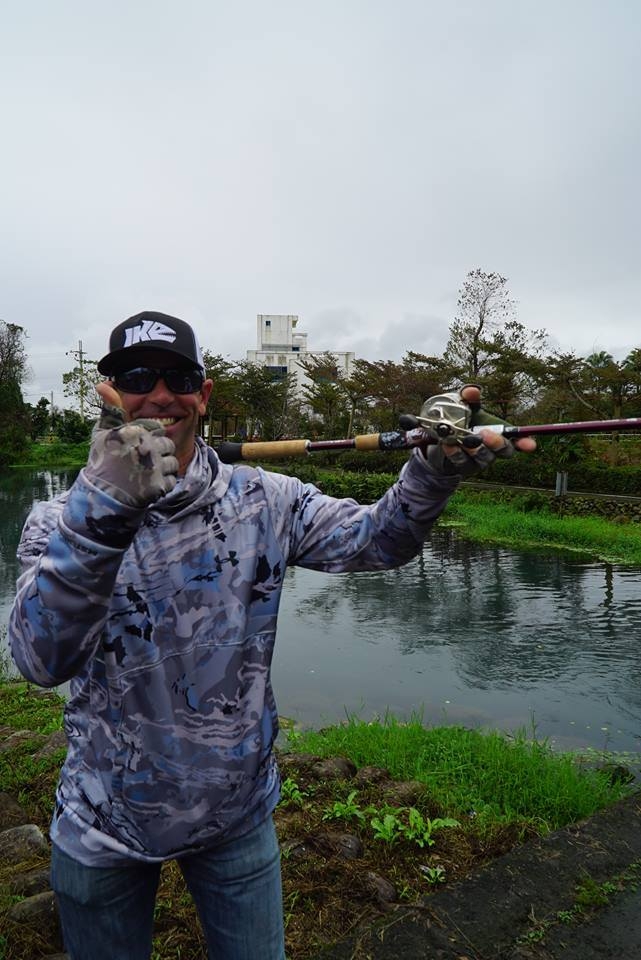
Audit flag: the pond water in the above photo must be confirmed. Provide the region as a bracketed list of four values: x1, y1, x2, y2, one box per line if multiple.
[2, 468, 640, 755]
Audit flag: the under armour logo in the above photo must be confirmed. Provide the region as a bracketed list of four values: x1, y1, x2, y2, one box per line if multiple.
[123, 320, 177, 347]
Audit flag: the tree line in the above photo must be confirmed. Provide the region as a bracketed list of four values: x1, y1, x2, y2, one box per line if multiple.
[2, 268, 641, 465]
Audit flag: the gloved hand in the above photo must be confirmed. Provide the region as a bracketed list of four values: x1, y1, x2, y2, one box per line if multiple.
[84, 382, 179, 507]
[425, 429, 514, 477]
[421, 384, 534, 477]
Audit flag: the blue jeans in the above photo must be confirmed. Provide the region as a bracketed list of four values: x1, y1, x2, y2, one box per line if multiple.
[50, 817, 286, 960]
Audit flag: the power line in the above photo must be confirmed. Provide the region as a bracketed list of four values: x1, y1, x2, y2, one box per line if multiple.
[24, 378, 64, 385]
[28, 352, 72, 359]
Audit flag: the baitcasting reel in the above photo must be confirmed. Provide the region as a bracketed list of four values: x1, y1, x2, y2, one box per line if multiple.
[399, 391, 475, 441]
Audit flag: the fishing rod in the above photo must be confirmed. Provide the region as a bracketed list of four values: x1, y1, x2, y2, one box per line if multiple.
[215, 391, 641, 464]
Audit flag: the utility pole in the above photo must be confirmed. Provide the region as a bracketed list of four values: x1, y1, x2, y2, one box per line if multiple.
[78, 340, 86, 419]
[66, 339, 87, 419]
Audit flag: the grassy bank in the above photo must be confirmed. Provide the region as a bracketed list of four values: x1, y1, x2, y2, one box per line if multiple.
[10, 441, 89, 469]
[443, 488, 641, 565]
[0, 684, 636, 959]
[285, 715, 632, 830]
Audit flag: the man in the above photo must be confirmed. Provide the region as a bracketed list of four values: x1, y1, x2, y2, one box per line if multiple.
[9, 311, 535, 960]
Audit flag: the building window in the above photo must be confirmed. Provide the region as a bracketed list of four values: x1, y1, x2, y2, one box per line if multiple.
[266, 366, 288, 381]
[265, 320, 271, 327]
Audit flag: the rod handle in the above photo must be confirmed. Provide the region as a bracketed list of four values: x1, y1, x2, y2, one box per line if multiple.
[352, 433, 383, 451]
[217, 439, 310, 463]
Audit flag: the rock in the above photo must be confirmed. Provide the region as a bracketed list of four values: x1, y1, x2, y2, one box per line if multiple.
[32, 729, 67, 759]
[277, 752, 320, 770]
[0, 730, 43, 754]
[10, 866, 51, 896]
[0, 791, 30, 831]
[8, 891, 62, 950]
[354, 765, 390, 785]
[316, 831, 364, 860]
[382, 779, 425, 805]
[280, 838, 311, 860]
[311, 757, 357, 781]
[0, 823, 49, 865]
[597, 762, 636, 785]
[364, 871, 397, 903]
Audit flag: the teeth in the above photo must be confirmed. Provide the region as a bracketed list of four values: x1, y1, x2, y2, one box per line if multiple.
[146, 418, 177, 426]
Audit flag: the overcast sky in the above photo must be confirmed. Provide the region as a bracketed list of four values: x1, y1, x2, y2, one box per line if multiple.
[2, 0, 640, 406]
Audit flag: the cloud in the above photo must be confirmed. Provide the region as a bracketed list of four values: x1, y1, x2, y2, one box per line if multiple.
[2, 1, 639, 405]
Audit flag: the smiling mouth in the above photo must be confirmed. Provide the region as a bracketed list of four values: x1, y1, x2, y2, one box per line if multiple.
[143, 417, 179, 427]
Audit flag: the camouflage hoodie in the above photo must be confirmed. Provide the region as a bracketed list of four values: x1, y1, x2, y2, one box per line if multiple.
[9, 439, 458, 865]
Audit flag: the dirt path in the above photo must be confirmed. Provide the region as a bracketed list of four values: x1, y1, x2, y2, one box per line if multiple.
[318, 793, 641, 959]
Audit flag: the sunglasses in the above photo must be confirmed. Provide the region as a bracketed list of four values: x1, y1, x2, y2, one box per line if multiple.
[112, 367, 205, 395]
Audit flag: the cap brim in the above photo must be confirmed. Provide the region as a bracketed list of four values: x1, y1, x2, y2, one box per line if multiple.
[97, 345, 203, 375]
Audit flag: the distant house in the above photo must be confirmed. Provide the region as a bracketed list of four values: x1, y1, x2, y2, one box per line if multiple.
[246, 314, 354, 394]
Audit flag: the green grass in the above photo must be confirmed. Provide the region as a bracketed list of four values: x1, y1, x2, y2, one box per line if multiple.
[0, 682, 65, 826]
[286, 714, 634, 833]
[0, 681, 64, 735]
[443, 490, 641, 564]
[10, 441, 89, 468]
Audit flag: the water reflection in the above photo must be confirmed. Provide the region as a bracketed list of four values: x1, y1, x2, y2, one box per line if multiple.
[0, 468, 78, 659]
[291, 531, 639, 686]
[274, 529, 641, 753]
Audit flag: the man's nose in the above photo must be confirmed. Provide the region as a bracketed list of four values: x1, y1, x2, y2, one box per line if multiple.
[146, 376, 176, 402]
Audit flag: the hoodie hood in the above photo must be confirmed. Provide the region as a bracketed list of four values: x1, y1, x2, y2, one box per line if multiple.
[149, 438, 233, 520]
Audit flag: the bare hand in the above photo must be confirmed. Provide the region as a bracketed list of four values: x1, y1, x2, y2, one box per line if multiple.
[96, 380, 127, 414]
[459, 385, 537, 453]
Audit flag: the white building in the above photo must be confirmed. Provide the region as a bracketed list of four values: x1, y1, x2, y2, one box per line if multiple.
[246, 314, 354, 393]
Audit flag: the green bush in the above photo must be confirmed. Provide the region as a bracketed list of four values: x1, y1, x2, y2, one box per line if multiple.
[278, 448, 410, 475]
[291, 465, 396, 501]
[486, 457, 641, 495]
[12, 441, 90, 468]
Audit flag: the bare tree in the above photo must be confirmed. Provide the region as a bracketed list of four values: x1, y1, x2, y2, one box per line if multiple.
[444, 269, 516, 380]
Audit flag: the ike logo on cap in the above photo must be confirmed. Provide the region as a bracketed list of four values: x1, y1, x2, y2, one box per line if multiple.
[123, 319, 177, 347]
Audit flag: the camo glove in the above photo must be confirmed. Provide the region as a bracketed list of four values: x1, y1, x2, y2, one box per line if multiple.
[85, 395, 179, 508]
[424, 432, 514, 477]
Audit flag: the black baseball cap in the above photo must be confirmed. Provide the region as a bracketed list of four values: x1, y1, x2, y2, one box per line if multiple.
[97, 311, 205, 375]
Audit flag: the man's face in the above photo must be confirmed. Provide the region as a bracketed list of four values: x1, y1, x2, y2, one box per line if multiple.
[113, 352, 213, 475]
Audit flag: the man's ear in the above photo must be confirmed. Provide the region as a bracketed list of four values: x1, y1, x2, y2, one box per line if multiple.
[198, 379, 214, 415]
